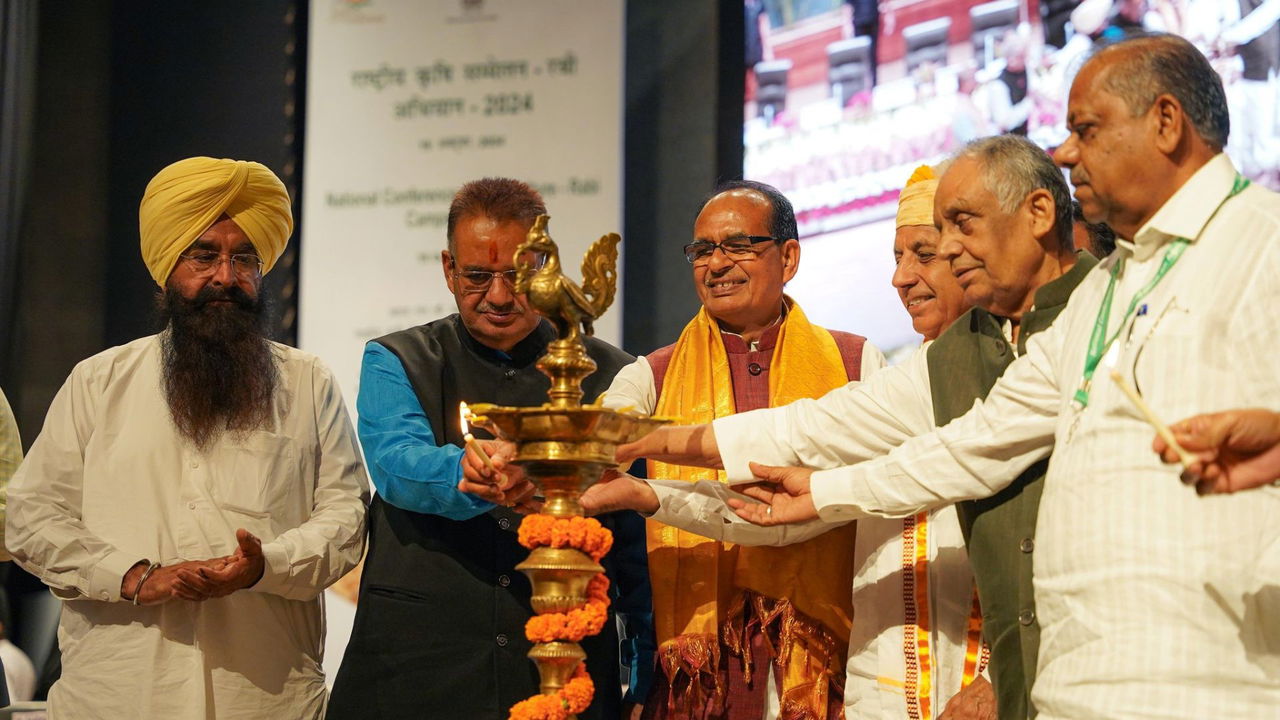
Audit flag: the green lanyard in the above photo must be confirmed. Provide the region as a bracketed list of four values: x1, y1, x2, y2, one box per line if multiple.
[1073, 174, 1250, 408]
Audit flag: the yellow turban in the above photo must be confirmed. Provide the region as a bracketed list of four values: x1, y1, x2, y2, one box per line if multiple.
[139, 157, 293, 287]
[896, 164, 939, 229]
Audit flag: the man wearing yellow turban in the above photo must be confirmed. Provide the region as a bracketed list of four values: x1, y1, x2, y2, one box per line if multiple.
[7, 156, 369, 719]
[587, 180, 885, 720]
[138, 156, 293, 286]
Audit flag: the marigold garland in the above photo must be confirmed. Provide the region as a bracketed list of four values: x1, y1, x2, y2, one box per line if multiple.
[518, 514, 613, 561]
[524, 575, 610, 643]
[509, 665, 594, 720]
[510, 514, 613, 720]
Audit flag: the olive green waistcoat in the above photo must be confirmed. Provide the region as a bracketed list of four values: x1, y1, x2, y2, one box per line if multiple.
[926, 252, 1097, 719]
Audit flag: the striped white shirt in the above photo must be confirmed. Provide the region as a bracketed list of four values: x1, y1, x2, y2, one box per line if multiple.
[806, 154, 1280, 718]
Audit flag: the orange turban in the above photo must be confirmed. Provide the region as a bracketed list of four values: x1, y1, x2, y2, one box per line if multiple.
[896, 164, 939, 229]
[138, 157, 293, 287]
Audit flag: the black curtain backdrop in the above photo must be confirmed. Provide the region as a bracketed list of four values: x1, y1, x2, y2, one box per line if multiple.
[621, 0, 744, 356]
[0, 0, 38, 391]
[104, 1, 304, 348]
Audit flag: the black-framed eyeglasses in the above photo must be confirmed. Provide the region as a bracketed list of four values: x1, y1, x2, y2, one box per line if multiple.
[682, 235, 781, 265]
[179, 250, 264, 278]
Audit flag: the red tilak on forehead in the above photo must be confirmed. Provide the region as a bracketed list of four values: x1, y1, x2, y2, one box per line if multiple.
[488, 241, 498, 264]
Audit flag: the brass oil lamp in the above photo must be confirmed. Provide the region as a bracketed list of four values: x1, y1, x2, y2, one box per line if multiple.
[469, 216, 666, 716]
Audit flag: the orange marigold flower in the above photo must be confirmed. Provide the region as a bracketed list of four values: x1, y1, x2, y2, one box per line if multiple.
[587, 574, 610, 601]
[507, 664, 593, 720]
[562, 672, 594, 714]
[517, 514, 613, 562]
[508, 693, 566, 720]
[523, 598, 609, 643]
[513, 515, 611, 719]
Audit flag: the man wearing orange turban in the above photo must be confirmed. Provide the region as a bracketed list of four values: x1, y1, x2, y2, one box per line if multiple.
[7, 157, 369, 719]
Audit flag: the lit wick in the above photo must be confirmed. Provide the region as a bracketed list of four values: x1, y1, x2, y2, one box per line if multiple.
[459, 401, 497, 472]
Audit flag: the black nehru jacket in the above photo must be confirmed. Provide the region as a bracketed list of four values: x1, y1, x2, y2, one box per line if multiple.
[327, 315, 643, 720]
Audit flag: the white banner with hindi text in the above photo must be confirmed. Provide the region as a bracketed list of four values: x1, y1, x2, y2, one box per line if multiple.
[300, 0, 625, 410]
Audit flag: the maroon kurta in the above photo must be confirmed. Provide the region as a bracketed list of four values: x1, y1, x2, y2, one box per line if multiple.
[640, 322, 866, 720]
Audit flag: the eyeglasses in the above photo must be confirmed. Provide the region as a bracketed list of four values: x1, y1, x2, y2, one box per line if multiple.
[452, 269, 521, 293]
[179, 251, 264, 278]
[449, 252, 545, 294]
[683, 235, 781, 265]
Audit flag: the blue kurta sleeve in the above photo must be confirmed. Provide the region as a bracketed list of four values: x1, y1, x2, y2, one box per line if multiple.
[356, 342, 493, 520]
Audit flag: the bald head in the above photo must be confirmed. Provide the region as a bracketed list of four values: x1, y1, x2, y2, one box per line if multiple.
[1053, 33, 1229, 238]
[1085, 34, 1229, 151]
[700, 180, 798, 244]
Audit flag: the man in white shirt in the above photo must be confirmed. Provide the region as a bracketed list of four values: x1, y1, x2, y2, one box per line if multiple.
[708, 34, 1280, 718]
[0, 387, 18, 707]
[6, 157, 370, 719]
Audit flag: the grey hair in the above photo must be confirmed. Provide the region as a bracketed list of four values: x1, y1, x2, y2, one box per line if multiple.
[954, 134, 1073, 250]
[1088, 33, 1229, 151]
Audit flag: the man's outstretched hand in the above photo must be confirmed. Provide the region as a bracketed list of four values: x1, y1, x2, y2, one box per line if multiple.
[939, 676, 996, 720]
[1154, 408, 1280, 494]
[580, 470, 660, 516]
[725, 462, 819, 526]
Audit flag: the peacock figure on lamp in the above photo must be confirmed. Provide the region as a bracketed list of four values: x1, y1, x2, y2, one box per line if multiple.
[468, 215, 666, 720]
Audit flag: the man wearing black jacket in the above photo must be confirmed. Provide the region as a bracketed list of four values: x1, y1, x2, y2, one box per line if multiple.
[327, 177, 652, 719]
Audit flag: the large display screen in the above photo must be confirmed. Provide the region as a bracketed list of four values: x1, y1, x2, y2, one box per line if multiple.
[746, 0, 1280, 357]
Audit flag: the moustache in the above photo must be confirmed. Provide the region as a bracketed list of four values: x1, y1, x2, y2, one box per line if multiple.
[1070, 169, 1090, 186]
[704, 266, 746, 283]
[192, 285, 257, 311]
[476, 300, 518, 314]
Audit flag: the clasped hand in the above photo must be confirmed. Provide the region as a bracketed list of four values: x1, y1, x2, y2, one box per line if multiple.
[725, 462, 820, 525]
[122, 528, 266, 606]
[577, 461, 821, 524]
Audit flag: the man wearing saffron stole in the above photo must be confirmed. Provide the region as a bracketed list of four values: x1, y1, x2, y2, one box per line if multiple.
[594, 180, 884, 719]
[589, 170, 998, 718]
[604, 135, 1099, 720]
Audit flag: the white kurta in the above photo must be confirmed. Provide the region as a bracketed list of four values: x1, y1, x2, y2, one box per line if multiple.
[7, 335, 370, 720]
[797, 154, 1280, 718]
[610, 344, 981, 719]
